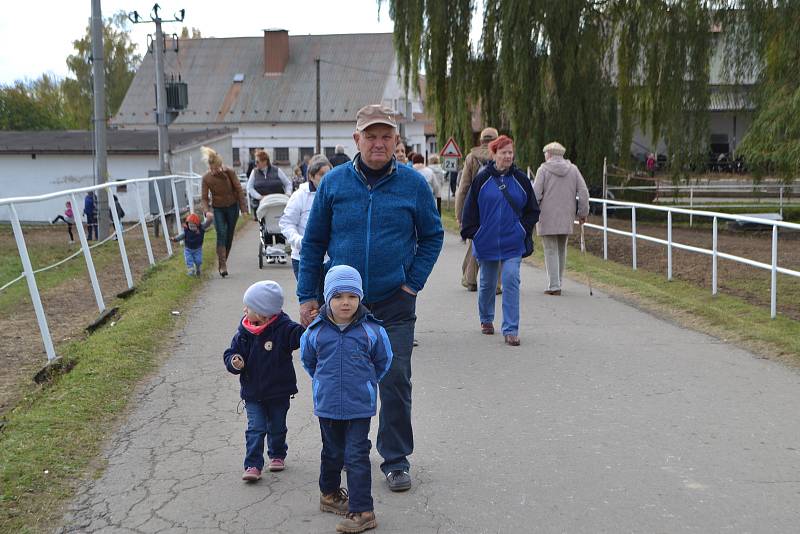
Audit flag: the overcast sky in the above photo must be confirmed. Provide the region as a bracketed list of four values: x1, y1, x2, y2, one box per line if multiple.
[0, 0, 402, 85]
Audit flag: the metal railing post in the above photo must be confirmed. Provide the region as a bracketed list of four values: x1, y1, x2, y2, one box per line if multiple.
[70, 193, 105, 312]
[771, 225, 778, 319]
[667, 210, 673, 281]
[184, 177, 193, 215]
[631, 206, 637, 270]
[134, 182, 155, 265]
[169, 176, 182, 235]
[712, 216, 718, 295]
[153, 179, 174, 256]
[779, 185, 784, 218]
[9, 204, 57, 361]
[602, 201, 608, 260]
[689, 187, 694, 227]
[108, 186, 134, 289]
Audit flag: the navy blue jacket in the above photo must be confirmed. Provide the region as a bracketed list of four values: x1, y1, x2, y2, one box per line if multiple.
[300, 305, 393, 420]
[460, 162, 540, 261]
[223, 312, 304, 401]
[297, 155, 444, 304]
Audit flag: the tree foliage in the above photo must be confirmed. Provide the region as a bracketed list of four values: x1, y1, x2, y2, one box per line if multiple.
[383, 0, 799, 184]
[62, 11, 141, 129]
[0, 77, 70, 130]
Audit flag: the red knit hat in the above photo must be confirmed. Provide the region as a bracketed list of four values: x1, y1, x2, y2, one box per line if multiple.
[488, 135, 514, 154]
[186, 213, 200, 225]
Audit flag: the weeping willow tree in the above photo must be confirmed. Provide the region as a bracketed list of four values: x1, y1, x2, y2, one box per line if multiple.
[382, 0, 731, 184]
[720, 1, 800, 181]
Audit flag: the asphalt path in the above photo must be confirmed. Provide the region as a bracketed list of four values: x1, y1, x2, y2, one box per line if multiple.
[60, 222, 800, 533]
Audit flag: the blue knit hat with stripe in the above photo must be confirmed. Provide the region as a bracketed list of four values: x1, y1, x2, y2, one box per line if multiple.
[324, 265, 364, 305]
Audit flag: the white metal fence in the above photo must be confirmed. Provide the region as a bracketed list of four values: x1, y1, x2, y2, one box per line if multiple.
[1, 173, 201, 363]
[584, 199, 800, 319]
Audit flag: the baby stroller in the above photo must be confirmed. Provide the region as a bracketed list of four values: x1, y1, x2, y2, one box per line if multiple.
[256, 194, 290, 268]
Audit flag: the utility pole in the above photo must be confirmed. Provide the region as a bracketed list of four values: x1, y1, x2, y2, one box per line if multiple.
[315, 57, 321, 154]
[129, 4, 185, 174]
[91, 0, 110, 239]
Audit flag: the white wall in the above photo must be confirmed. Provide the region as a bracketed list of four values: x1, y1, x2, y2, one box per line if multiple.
[0, 154, 158, 223]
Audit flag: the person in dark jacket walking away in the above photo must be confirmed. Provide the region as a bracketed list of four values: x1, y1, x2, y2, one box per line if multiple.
[461, 135, 540, 346]
[298, 104, 443, 492]
[223, 281, 304, 481]
[329, 145, 351, 167]
[301, 265, 392, 533]
[84, 192, 97, 241]
[246, 149, 292, 218]
[171, 212, 212, 275]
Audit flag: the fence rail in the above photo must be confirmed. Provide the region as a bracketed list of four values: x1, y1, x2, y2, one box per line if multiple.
[2, 173, 201, 363]
[584, 198, 800, 319]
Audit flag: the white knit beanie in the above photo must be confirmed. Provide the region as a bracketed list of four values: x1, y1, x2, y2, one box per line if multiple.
[243, 281, 283, 317]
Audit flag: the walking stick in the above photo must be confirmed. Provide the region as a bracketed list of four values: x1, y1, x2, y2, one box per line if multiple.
[580, 223, 593, 296]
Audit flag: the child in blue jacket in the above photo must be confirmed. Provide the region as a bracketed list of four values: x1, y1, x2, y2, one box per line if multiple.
[300, 265, 392, 533]
[223, 281, 304, 481]
[171, 212, 212, 276]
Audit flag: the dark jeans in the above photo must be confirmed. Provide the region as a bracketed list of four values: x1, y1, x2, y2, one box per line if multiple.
[213, 204, 240, 253]
[319, 417, 373, 513]
[244, 397, 290, 470]
[292, 258, 325, 304]
[86, 214, 97, 240]
[364, 287, 416, 474]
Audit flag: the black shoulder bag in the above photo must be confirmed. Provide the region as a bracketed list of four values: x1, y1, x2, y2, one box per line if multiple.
[492, 175, 534, 258]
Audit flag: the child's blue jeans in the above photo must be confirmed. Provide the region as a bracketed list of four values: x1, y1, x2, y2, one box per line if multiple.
[244, 397, 290, 470]
[319, 417, 373, 513]
[184, 247, 203, 273]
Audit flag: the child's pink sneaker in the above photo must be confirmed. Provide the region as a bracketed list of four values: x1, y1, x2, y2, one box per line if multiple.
[268, 458, 285, 472]
[242, 467, 262, 481]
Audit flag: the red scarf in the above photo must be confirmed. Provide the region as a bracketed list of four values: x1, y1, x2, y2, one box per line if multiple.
[242, 314, 279, 335]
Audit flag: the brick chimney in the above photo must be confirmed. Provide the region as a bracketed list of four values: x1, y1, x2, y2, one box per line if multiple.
[263, 29, 289, 75]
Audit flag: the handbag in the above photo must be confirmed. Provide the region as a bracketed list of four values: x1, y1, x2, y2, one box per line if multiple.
[492, 175, 534, 258]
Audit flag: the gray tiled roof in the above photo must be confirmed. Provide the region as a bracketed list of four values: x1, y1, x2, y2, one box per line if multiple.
[112, 33, 395, 127]
[0, 129, 234, 154]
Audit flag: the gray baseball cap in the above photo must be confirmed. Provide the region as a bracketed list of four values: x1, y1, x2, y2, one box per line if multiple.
[355, 104, 398, 131]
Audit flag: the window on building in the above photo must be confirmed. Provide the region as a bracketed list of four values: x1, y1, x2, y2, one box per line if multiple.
[299, 146, 315, 162]
[232, 147, 241, 167]
[274, 147, 290, 164]
[324, 146, 336, 159]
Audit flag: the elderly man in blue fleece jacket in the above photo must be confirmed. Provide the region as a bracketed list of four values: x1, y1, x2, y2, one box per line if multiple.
[297, 104, 444, 493]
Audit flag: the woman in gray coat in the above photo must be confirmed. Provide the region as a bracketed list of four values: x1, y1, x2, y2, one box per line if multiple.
[532, 142, 590, 295]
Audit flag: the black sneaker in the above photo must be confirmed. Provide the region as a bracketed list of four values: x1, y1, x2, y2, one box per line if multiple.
[385, 470, 411, 492]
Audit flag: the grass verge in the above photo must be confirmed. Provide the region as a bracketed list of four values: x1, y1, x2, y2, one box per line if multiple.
[0, 234, 217, 533]
[440, 208, 800, 361]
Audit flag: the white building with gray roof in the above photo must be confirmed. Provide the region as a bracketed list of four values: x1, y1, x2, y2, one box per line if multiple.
[112, 30, 427, 172]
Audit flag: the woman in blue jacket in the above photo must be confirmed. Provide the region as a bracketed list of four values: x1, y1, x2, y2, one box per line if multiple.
[460, 135, 540, 346]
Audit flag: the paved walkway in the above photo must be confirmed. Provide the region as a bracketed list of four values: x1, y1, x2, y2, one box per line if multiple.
[61, 223, 800, 533]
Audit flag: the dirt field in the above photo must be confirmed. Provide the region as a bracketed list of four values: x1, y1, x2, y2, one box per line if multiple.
[0, 224, 174, 417]
[581, 215, 800, 320]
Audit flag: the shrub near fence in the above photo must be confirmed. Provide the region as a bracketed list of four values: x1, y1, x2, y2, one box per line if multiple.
[1, 173, 201, 363]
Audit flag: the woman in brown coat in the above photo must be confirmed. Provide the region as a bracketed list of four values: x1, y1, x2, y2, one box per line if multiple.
[200, 146, 248, 277]
[532, 142, 590, 295]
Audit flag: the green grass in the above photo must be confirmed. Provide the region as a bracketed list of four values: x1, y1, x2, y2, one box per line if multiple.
[440, 208, 800, 359]
[0, 225, 149, 315]
[0, 238, 215, 533]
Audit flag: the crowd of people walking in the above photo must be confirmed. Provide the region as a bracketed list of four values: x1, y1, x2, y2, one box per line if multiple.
[200, 101, 591, 533]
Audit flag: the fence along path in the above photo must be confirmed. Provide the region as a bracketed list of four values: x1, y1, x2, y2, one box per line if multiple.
[586, 198, 800, 319]
[1, 173, 200, 362]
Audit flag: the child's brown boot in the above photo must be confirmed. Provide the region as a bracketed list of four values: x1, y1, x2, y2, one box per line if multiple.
[320, 487, 348, 515]
[336, 511, 377, 533]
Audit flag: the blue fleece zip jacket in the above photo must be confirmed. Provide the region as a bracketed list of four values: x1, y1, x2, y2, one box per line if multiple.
[297, 155, 444, 304]
[460, 162, 540, 261]
[223, 312, 304, 401]
[300, 305, 393, 420]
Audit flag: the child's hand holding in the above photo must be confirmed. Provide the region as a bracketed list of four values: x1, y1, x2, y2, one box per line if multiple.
[231, 354, 245, 370]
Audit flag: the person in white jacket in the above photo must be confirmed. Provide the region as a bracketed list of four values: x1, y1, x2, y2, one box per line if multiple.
[279, 154, 332, 280]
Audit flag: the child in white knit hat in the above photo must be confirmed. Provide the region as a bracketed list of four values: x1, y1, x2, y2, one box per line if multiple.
[223, 280, 304, 481]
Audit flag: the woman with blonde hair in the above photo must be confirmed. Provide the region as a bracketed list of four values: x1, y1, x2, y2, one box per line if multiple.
[200, 146, 248, 277]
